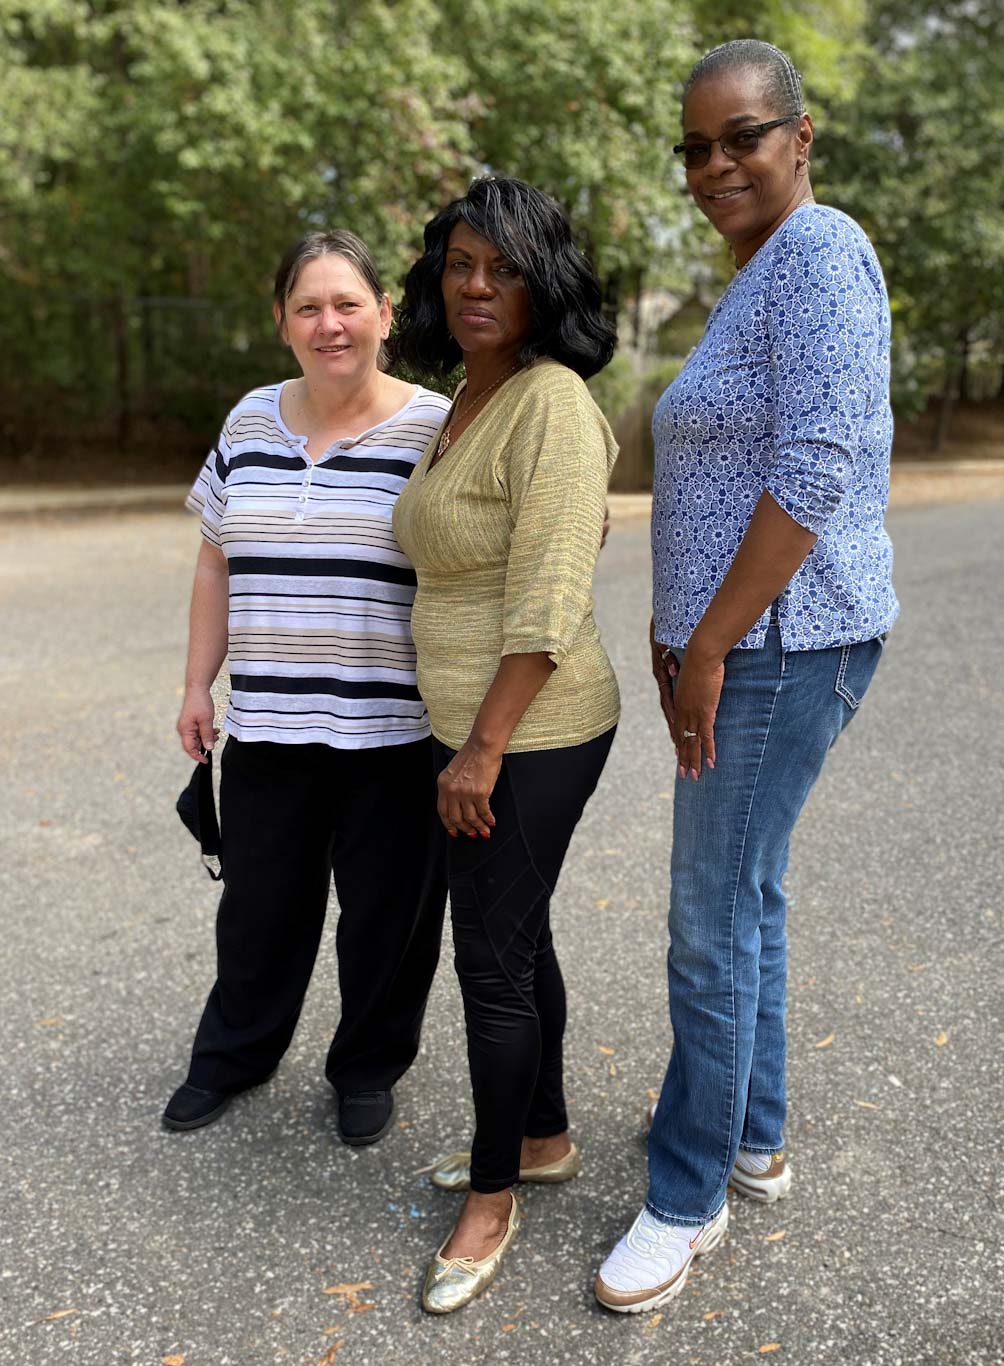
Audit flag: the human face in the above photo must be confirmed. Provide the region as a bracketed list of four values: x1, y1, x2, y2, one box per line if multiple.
[681, 69, 813, 267]
[441, 221, 533, 369]
[274, 254, 391, 385]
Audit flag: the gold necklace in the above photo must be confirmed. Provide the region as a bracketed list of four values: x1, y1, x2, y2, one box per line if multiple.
[435, 363, 521, 460]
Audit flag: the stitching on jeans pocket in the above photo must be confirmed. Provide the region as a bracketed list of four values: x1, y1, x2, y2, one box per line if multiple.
[834, 644, 860, 710]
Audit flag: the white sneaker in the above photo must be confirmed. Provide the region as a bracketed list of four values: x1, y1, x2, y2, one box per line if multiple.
[594, 1202, 729, 1313]
[729, 1149, 793, 1203]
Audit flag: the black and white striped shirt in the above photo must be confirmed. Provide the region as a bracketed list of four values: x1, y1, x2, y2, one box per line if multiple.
[187, 382, 450, 749]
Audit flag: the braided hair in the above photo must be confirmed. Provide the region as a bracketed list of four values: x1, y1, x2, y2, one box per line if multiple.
[682, 39, 805, 118]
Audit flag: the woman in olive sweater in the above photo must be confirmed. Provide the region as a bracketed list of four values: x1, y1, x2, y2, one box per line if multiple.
[392, 176, 618, 1312]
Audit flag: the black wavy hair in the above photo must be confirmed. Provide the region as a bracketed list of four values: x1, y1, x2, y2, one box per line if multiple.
[392, 176, 616, 381]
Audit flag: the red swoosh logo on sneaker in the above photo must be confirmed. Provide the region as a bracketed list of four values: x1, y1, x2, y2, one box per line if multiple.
[688, 1227, 704, 1250]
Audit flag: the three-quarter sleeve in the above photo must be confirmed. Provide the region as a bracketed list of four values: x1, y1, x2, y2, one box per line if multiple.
[500, 385, 612, 665]
[764, 225, 889, 535]
[185, 422, 232, 547]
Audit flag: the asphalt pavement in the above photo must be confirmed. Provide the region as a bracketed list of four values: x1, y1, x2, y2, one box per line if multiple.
[1, 499, 1001, 1366]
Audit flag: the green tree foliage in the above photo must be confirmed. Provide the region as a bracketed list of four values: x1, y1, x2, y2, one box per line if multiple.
[0, 0, 999, 457]
[821, 0, 1004, 425]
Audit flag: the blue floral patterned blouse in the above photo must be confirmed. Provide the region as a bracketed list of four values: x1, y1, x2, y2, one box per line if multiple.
[652, 204, 899, 651]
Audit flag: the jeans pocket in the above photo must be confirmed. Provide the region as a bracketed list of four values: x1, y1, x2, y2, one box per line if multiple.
[834, 638, 883, 711]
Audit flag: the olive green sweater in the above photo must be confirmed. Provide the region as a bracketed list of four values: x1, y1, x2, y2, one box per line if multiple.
[392, 359, 620, 753]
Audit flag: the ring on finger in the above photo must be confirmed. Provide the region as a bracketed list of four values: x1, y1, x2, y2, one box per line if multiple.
[682, 729, 698, 739]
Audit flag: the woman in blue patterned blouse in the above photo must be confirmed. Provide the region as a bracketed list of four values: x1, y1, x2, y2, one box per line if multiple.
[596, 40, 899, 1313]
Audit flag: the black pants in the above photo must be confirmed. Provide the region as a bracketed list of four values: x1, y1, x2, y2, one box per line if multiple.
[186, 735, 447, 1094]
[435, 727, 615, 1193]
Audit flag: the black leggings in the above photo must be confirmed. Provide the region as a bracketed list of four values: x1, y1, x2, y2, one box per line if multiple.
[435, 727, 615, 1193]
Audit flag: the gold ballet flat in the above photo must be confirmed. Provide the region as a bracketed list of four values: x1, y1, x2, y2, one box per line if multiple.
[421, 1193, 521, 1314]
[428, 1143, 582, 1191]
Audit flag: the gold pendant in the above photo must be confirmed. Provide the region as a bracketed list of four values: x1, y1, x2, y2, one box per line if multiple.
[436, 428, 451, 459]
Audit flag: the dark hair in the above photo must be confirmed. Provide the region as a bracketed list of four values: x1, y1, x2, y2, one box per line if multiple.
[392, 176, 616, 381]
[683, 39, 805, 119]
[273, 230, 385, 319]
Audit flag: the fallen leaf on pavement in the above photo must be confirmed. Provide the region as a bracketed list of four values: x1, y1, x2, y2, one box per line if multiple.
[765, 1231, 786, 1242]
[759, 1345, 781, 1355]
[37, 1017, 63, 1028]
[646, 1313, 664, 1329]
[162, 1355, 186, 1366]
[317, 1342, 344, 1365]
[30, 1310, 78, 1325]
[935, 1031, 948, 1046]
[502, 1324, 515, 1332]
[594, 898, 609, 909]
[814, 1033, 835, 1049]
[702, 1310, 722, 1320]
[647, 1087, 659, 1101]
[608, 1063, 617, 1077]
[853, 1100, 881, 1110]
[597, 1045, 615, 1056]
[322, 1283, 375, 1314]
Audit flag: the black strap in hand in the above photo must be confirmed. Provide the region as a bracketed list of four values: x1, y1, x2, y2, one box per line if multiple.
[175, 750, 224, 881]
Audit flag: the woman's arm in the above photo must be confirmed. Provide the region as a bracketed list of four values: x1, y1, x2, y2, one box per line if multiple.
[437, 377, 612, 836]
[176, 539, 229, 762]
[673, 223, 881, 780]
[672, 492, 816, 779]
[437, 653, 556, 838]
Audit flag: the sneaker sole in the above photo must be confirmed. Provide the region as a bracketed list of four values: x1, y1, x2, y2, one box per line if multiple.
[337, 1095, 395, 1147]
[728, 1164, 793, 1203]
[595, 1208, 729, 1314]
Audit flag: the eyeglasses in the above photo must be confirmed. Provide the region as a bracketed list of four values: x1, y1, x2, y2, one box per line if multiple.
[672, 117, 798, 170]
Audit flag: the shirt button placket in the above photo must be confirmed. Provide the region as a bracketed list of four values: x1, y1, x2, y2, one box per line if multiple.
[295, 454, 312, 523]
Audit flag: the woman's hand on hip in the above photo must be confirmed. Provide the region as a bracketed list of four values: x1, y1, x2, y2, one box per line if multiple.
[672, 655, 724, 781]
[177, 685, 219, 762]
[437, 739, 501, 839]
[649, 617, 679, 742]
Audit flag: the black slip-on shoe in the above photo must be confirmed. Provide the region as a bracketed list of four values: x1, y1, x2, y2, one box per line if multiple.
[162, 1082, 233, 1131]
[336, 1089, 395, 1146]
[162, 1069, 277, 1132]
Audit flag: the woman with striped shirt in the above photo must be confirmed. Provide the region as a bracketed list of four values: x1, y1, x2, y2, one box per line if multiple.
[163, 231, 450, 1145]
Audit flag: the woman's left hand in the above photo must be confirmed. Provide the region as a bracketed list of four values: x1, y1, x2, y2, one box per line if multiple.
[437, 740, 502, 838]
[672, 655, 725, 780]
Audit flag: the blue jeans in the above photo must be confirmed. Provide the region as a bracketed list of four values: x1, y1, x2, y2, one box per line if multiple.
[647, 623, 884, 1225]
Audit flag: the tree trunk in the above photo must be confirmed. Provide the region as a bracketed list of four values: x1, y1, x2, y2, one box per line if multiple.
[957, 327, 971, 402]
[632, 266, 645, 351]
[112, 297, 131, 451]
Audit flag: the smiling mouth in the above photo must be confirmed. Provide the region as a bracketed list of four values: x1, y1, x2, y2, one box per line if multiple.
[704, 186, 750, 202]
[316, 344, 350, 352]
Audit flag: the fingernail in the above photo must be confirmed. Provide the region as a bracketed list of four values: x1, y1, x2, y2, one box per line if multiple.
[678, 765, 686, 779]
[707, 759, 715, 770]
[467, 832, 477, 839]
[480, 831, 490, 840]
[690, 769, 699, 781]
[448, 831, 458, 839]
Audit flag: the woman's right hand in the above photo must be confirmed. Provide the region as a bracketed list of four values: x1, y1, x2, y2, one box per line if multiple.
[649, 617, 679, 743]
[177, 685, 219, 763]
